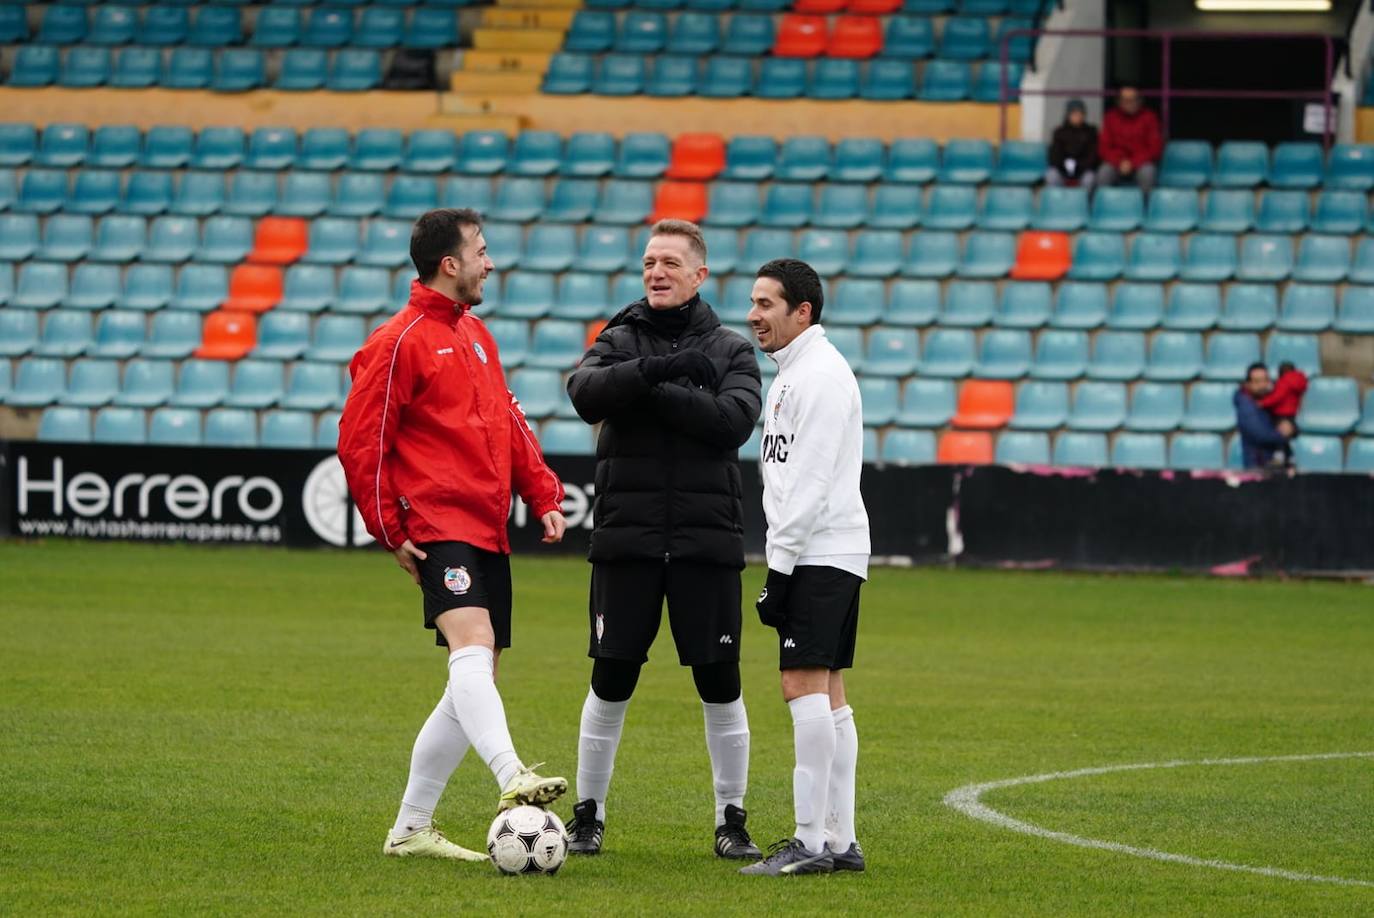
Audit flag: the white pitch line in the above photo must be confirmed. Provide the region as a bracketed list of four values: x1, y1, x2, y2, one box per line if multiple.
[943, 751, 1374, 889]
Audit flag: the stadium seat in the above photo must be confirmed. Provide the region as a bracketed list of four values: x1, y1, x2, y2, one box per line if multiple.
[994, 430, 1049, 465]
[1180, 234, 1237, 282]
[1158, 141, 1212, 188]
[1269, 142, 1322, 189]
[58, 358, 119, 409]
[171, 172, 226, 217]
[811, 185, 867, 230]
[1160, 282, 1218, 331]
[303, 315, 363, 363]
[1336, 285, 1374, 334]
[1111, 432, 1167, 469]
[549, 272, 608, 322]
[17, 263, 70, 312]
[1101, 282, 1161, 331]
[1200, 332, 1259, 381]
[773, 13, 828, 57]
[108, 47, 161, 88]
[571, 226, 629, 274]
[859, 59, 914, 101]
[617, 11, 668, 53]
[0, 5, 28, 44]
[1087, 331, 1145, 381]
[886, 138, 939, 184]
[351, 219, 406, 269]
[213, 49, 265, 92]
[918, 328, 975, 377]
[861, 184, 918, 231]
[1143, 188, 1199, 233]
[145, 215, 199, 263]
[1273, 283, 1334, 333]
[17, 169, 67, 215]
[651, 181, 708, 223]
[1292, 435, 1344, 473]
[219, 263, 281, 314]
[951, 379, 1013, 428]
[1166, 432, 1223, 470]
[194, 311, 256, 362]
[542, 53, 593, 94]
[196, 213, 253, 262]
[526, 320, 587, 370]
[923, 185, 976, 230]
[0, 212, 40, 262]
[1344, 438, 1374, 473]
[10, 356, 71, 407]
[1122, 381, 1183, 432]
[9, 46, 59, 88]
[894, 377, 955, 428]
[256, 410, 313, 449]
[1266, 333, 1321, 376]
[971, 60, 1024, 103]
[499, 272, 554, 320]
[289, 129, 346, 173]
[920, 59, 975, 102]
[1197, 189, 1253, 234]
[1124, 233, 1181, 281]
[901, 231, 959, 278]
[593, 54, 647, 96]
[827, 16, 882, 59]
[36, 405, 90, 442]
[403, 7, 458, 49]
[0, 125, 37, 168]
[937, 430, 993, 464]
[958, 231, 1015, 278]
[1007, 380, 1067, 430]
[254, 311, 311, 360]
[35, 124, 88, 169]
[822, 139, 880, 184]
[399, 131, 458, 175]
[39, 214, 93, 262]
[991, 281, 1049, 329]
[1310, 190, 1364, 235]
[938, 139, 993, 184]
[1212, 141, 1268, 188]
[65, 263, 120, 312]
[174, 264, 230, 313]
[42, 5, 89, 44]
[164, 47, 217, 89]
[203, 408, 258, 448]
[858, 377, 899, 426]
[973, 331, 1030, 380]
[1050, 431, 1107, 467]
[144, 312, 203, 360]
[861, 327, 918, 377]
[489, 178, 545, 224]
[1292, 235, 1351, 284]
[798, 228, 848, 276]
[252, 7, 302, 47]
[538, 420, 593, 456]
[1067, 381, 1126, 431]
[1142, 331, 1203, 382]
[987, 141, 1042, 185]
[90, 407, 146, 445]
[385, 175, 440, 221]
[939, 16, 990, 59]
[346, 129, 402, 172]
[222, 359, 284, 410]
[65, 170, 117, 216]
[976, 186, 1032, 231]
[1067, 233, 1124, 281]
[770, 137, 828, 183]
[843, 230, 900, 278]
[886, 279, 940, 325]
[1236, 234, 1292, 282]
[87, 310, 145, 360]
[1175, 381, 1233, 432]
[873, 429, 931, 466]
[121, 171, 175, 216]
[1350, 238, 1374, 285]
[1089, 187, 1143, 232]
[150, 406, 207, 446]
[334, 173, 390, 218]
[1325, 143, 1374, 190]
[282, 362, 343, 412]
[0, 308, 39, 357]
[829, 277, 886, 324]
[1029, 329, 1087, 380]
[1032, 187, 1088, 232]
[1295, 377, 1359, 435]
[331, 266, 387, 315]
[1255, 189, 1309, 234]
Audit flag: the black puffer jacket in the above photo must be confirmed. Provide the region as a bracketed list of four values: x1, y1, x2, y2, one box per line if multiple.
[1049, 122, 1100, 179]
[566, 297, 762, 567]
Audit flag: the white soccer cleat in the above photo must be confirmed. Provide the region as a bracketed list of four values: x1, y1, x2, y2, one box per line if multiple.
[383, 826, 488, 862]
[498, 763, 568, 811]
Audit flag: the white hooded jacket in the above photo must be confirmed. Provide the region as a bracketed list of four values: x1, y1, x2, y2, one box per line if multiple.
[759, 324, 871, 579]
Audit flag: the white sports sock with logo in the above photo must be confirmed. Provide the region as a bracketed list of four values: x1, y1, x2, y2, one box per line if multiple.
[788, 693, 835, 854]
[393, 686, 470, 836]
[576, 689, 629, 822]
[827, 705, 858, 851]
[447, 645, 522, 791]
[702, 697, 750, 827]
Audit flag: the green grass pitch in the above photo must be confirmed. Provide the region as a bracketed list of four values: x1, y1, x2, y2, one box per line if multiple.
[2, 540, 1371, 916]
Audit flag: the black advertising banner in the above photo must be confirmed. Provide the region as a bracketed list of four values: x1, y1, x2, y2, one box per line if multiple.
[4, 440, 1371, 573]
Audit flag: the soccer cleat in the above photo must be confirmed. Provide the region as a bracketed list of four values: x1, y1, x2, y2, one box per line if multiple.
[565, 798, 604, 855]
[830, 841, 865, 872]
[383, 825, 487, 862]
[497, 763, 568, 811]
[713, 804, 762, 860]
[738, 837, 834, 876]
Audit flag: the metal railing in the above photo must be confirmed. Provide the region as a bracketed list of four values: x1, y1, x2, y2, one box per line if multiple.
[996, 28, 1338, 148]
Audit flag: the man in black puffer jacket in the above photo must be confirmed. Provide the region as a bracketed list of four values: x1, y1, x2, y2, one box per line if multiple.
[561, 219, 764, 863]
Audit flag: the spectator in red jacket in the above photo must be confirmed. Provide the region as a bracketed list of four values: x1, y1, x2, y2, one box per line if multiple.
[1259, 361, 1308, 441]
[339, 208, 570, 863]
[1096, 85, 1163, 193]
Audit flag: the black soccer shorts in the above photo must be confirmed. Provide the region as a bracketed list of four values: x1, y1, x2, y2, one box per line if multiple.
[588, 560, 742, 666]
[776, 565, 862, 671]
[416, 541, 512, 649]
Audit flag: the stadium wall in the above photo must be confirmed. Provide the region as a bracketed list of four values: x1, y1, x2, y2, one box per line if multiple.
[5, 441, 1372, 576]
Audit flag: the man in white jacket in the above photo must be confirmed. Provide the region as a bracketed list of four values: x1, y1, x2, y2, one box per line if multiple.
[739, 258, 871, 877]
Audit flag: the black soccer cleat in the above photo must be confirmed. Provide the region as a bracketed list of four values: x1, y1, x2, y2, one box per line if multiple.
[738, 837, 834, 876]
[713, 804, 762, 860]
[565, 798, 604, 856]
[830, 841, 865, 872]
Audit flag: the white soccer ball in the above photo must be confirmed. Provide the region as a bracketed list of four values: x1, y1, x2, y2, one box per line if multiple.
[487, 805, 567, 876]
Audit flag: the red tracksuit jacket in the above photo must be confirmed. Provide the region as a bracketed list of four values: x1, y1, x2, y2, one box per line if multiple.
[1099, 106, 1163, 168]
[337, 279, 564, 553]
[1258, 369, 1308, 419]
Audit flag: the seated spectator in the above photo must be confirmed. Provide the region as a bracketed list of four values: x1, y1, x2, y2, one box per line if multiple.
[1096, 85, 1162, 193]
[1045, 99, 1099, 189]
[1234, 362, 1289, 469]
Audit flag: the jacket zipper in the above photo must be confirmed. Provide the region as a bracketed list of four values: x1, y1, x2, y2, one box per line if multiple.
[663, 333, 679, 564]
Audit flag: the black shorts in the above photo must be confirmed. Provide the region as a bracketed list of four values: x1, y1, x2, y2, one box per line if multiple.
[417, 541, 512, 649]
[777, 566, 862, 671]
[589, 561, 741, 666]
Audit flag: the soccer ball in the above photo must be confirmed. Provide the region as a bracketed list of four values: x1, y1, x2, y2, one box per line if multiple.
[487, 805, 567, 875]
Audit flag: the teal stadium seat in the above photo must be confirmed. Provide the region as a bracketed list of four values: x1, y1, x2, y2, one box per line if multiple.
[1265, 333, 1320, 376]
[92, 408, 145, 448]
[204, 409, 258, 448]
[298, 129, 351, 171]
[1212, 141, 1268, 188]
[702, 227, 740, 272]
[351, 129, 405, 172]
[1158, 141, 1212, 188]
[997, 281, 1051, 328]
[1179, 381, 1236, 432]
[864, 327, 919, 376]
[886, 279, 939, 325]
[260, 411, 315, 449]
[870, 183, 922, 229]
[1107, 282, 1163, 330]
[975, 329, 1031, 379]
[1216, 283, 1276, 332]
[38, 407, 92, 442]
[1146, 331, 1203, 381]
[213, 49, 264, 92]
[939, 139, 993, 183]
[668, 12, 719, 53]
[1201, 332, 1259, 381]
[1310, 190, 1365, 234]
[67, 263, 119, 310]
[0, 213, 39, 260]
[502, 272, 554, 319]
[315, 412, 341, 450]
[40, 214, 93, 261]
[1125, 381, 1183, 431]
[902, 231, 958, 278]
[145, 215, 198, 263]
[577, 226, 631, 273]
[338, 266, 392, 314]
[1293, 435, 1344, 473]
[143, 312, 202, 359]
[528, 320, 587, 370]
[149, 408, 202, 446]
[114, 359, 175, 408]
[10, 358, 67, 407]
[110, 48, 161, 88]
[404, 8, 459, 50]
[282, 362, 343, 411]
[1033, 187, 1089, 231]
[1164, 282, 1220, 330]
[172, 264, 228, 312]
[60, 359, 120, 408]
[36, 124, 88, 168]
[18, 169, 68, 214]
[1180, 233, 1237, 282]
[1336, 285, 1374, 334]
[1255, 189, 1308, 233]
[699, 57, 751, 98]
[1029, 330, 1088, 380]
[862, 59, 915, 101]
[1344, 438, 1374, 473]
[90, 310, 146, 359]
[138, 7, 188, 46]
[1292, 234, 1350, 284]
[255, 312, 311, 360]
[896, 377, 956, 427]
[540, 420, 595, 456]
[1296, 377, 1359, 435]
[1277, 284, 1335, 332]
[403, 131, 460, 174]
[958, 232, 1015, 278]
[884, 17, 934, 58]
[917, 328, 975, 377]
[302, 6, 353, 47]
[1325, 143, 1374, 190]
[0, 124, 37, 167]
[1169, 432, 1224, 470]
[1236, 234, 1292, 282]
[1052, 281, 1108, 329]
[17, 263, 69, 312]
[939, 17, 990, 59]
[40, 6, 86, 45]
[1269, 142, 1322, 189]
[972, 61, 1023, 103]
[1199, 189, 1254, 234]
[0, 6, 29, 43]
[977, 185, 1032, 231]
[554, 272, 610, 320]
[859, 377, 899, 426]
[814, 185, 868, 229]
[543, 54, 593, 94]
[1111, 432, 1167, 469]
[121, 171, 174, 215]
[849, 230, 903, 278]
[880, 430, 936, 466]
[885, 138, 939, 183]
[278, 265, 335, 313]
[923, 184, 976, 230]
[69, 170, 120, 215]
[386, 175, 440, 219]
[1067, 381, 1126, 431]
[356, 219, 410, 268]
[1143, 188, 1199, 233]
[798, 229, 847, 276]
[995, 431, 1049, 465]
[1008, 381, 1068, 430]
[307, 315, 366, 363]
[509, 132, 563, 178]
[1087, 331, 1145, 381]
[828, 278, 885, 325]
[1124, 233, 1181, 281]
[760, 183, 812, 228]
[833, 139, 884, 183]
[173, 172, 227, 217]
[919, 60, 974, 101]
[1089, 187, 1143, 232]
[0, 312, 34, 358]
[1053, 431, 1108, 467]
[9, 46, 60, 88]
[1351, 238, 1374, 284]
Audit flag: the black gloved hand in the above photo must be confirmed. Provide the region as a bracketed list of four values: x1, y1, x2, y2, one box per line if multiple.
[639, 350, 719, 388]
[755, 568, 792, 628]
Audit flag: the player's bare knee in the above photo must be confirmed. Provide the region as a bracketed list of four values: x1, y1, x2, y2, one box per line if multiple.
[828, 671, 847, 709]
[780, 666, 830, 702]
[435, 606, 497, 651]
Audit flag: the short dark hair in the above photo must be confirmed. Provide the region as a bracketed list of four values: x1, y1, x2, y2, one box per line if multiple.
[1245, 361, 1268, 381]
[1278, 361, 1296, 375]
[756, 258, 824, 326]
[648, 218, 708, 263]
[411, 208, 483, 283]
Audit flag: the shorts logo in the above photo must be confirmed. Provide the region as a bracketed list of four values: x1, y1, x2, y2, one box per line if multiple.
[719, 634, 733, 645]
[595, 613, 605, 642]
[783, 638, 796, 649]
[443, 566, 472, 595]
[758, 587, 768, 602]
[473, 342, 488, 365]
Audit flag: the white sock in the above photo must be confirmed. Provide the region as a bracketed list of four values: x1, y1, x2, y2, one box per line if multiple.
[702, 697, 750, 827]
[827, 705, 858, 851]
[393, 687, 470, 836]
[447, 645, 522, 790]
[576, 689, 629, 822]
[789, 693, 835, 855]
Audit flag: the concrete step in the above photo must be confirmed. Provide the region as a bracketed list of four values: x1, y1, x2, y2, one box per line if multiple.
[481, 7, 576, 29]
[495, 0, 581, 9]
[449, 71, 544, 94]
[460, 49, 553, 74]
[472, 27, 566, 52]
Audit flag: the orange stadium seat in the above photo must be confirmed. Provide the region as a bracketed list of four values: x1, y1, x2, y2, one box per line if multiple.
[195, 310, 258, 360]
[248, 216, 308, 265]
[666, 133, 726, 181]
[847, 0, 901, 13]
[794, 0, 846, 13]
[937, 430, 994, 465]
[951, 380, 1014, 429]
[774, 15, 829, 58]
[651, 181, 708, 223]
[1010, 230, 1071, 280]
[223, 263, 284, 313]
[828, 16, 883, 58]
[585, 319, 607, 349]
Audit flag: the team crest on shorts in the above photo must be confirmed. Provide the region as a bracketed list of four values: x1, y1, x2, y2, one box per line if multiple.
[473, 342, 488, 365]
[595, 613, 605, 642]
[444, 566, 472, 595]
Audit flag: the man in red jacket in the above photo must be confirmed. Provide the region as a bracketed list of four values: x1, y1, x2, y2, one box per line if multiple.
[339, 208, 569, 862]
[1096, 85, 1162, 192]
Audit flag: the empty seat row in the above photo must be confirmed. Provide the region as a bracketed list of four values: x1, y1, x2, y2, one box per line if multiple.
[12, 6, 458, 50]
[564, 11, 1034, 61]
[543, 51, 1019, 101]
[0, 214, 261, 264]
[1159, 140, 1374, 191]
[35, 405, 344, 449]
[985, 429, 1366, 473]
[1066, 232, 1374, 284]
[580, 0, 1044, 12]
[4, 45, 389, 92]
[0, 125, 1049, 184]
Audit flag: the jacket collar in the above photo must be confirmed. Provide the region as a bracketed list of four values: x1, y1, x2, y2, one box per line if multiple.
[408, 279, 470, 327]
[769, 324, 825, 372]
